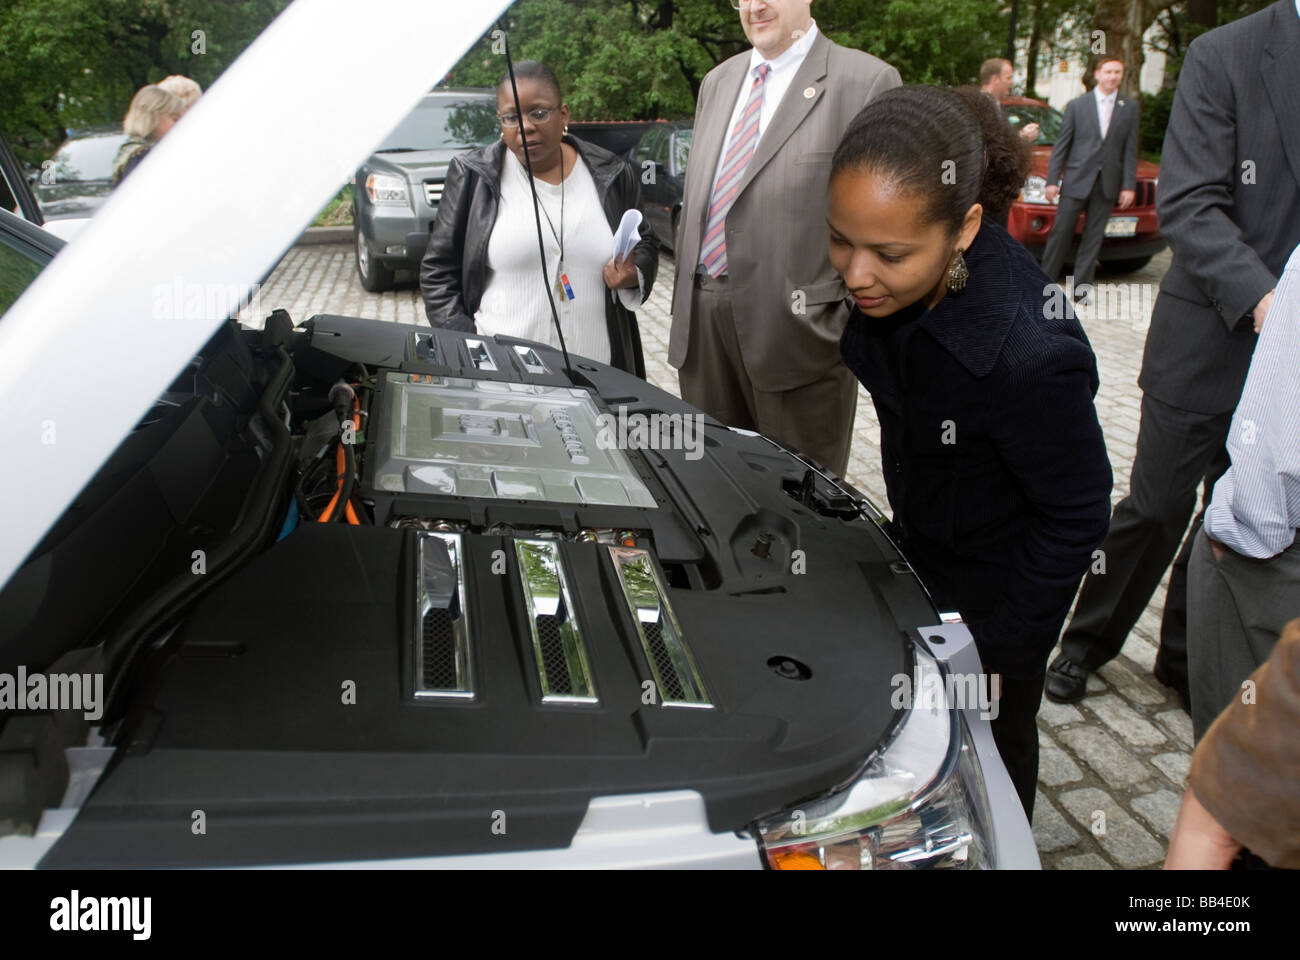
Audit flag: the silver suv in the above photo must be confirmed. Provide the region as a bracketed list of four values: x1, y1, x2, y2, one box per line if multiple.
[352, 89, 498, 291]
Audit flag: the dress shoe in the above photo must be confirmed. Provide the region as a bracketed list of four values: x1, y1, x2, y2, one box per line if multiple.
[1045, 654, 1090, 703]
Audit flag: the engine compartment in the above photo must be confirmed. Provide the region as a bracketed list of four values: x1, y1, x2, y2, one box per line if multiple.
[9, 313, 943, 867]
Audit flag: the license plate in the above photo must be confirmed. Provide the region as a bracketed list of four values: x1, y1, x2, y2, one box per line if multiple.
[1105, 216, 1138, 238]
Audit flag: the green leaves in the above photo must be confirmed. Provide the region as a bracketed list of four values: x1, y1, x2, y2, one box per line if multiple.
[442, 0, 1018, 121]
[0, 0, 291, 165]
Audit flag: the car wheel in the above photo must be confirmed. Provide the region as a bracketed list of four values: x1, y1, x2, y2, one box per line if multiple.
[355, 224, 395, 292]
[1106, 256, 1152, 274]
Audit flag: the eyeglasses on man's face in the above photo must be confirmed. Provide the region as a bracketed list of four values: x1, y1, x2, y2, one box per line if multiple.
[498, 107, 557, 128]
[729, 0, 762, 9]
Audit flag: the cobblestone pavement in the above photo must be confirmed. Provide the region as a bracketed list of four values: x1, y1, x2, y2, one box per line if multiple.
[249, 243, 1187, 869]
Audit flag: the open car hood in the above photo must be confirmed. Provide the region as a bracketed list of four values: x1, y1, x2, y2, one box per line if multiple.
[0, 0, 512, 592]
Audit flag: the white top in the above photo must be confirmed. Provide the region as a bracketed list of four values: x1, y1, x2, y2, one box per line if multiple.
[1204, 243, 1300, 558]
[705, 19, 820, 205]
[1093, 85, 1116, 139]
[475, 148, 644, 365]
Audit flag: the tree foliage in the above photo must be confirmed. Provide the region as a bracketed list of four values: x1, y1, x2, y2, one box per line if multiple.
[2, 0, 1284, 168]
[444, 0, 1015, 120]
[0, 0, 290, 164]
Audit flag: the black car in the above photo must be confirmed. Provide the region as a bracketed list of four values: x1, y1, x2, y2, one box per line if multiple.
[626, 122, 691, 252]
[352, 89, 498, 292]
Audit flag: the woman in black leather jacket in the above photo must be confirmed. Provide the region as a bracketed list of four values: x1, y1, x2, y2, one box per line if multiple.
[420, 61, 658, 377]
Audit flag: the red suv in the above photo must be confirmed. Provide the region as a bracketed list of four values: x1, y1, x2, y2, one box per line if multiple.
[1001, 96, 1165, 273]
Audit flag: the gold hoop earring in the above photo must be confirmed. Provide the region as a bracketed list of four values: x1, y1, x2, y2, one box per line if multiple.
[947, 250, 969, 293]
[563, 124, 569, 135]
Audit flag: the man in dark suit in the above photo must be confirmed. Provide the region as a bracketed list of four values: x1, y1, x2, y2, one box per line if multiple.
[1039, 55, 1138, 301]
[668, 0, 900, 478]
[1047, 0, 1300, 704]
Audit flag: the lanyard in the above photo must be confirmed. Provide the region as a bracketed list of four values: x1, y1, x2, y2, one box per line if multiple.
[525, 149, 573, 300]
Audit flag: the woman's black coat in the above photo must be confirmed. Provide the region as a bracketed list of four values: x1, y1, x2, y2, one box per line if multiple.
[840, 219, 1113, 677]
[419, 135, 659, 378]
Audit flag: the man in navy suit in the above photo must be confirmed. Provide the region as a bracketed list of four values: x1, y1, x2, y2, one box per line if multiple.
[1039, 56, 1139, 301]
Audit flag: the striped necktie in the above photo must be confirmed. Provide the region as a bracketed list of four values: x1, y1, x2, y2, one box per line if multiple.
[700, 63, 770, 278]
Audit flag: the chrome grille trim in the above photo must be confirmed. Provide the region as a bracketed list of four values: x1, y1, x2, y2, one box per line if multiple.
[607, 546, 712, 709]
[515, 538, 598, 704]
[513, 344, 549, 374]
[411, 331, 439, 364]
[414, 531, 475, 700]
[424, 180, 444, 206]
[464, 339, 497, 371]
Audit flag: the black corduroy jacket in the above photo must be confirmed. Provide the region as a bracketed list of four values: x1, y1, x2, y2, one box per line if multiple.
[841, 220, 1113, 676]
[419, 135, 658, 378]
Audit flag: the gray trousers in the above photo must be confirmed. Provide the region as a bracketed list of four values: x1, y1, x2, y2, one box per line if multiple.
[1187, 527, 1300, 741]
[677, 273, 858, 477]
[1060, 394, 1231, 682]
[1040, 177, 1115, 289]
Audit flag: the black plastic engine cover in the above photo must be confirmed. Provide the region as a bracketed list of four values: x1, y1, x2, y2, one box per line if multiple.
[41, 321, 938, 868]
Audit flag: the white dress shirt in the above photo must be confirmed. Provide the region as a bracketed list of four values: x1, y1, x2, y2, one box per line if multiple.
[475, 148, 644, 365]
[1094, 86, 1116, 139]
[1204, 243, 1300, 558]
[704, 20, 820, 216]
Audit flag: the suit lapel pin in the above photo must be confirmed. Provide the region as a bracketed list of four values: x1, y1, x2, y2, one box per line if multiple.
[804, 86, 816, 99]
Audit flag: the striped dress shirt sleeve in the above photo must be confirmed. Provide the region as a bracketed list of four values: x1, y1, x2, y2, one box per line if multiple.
[1204, 242, 1300, 558]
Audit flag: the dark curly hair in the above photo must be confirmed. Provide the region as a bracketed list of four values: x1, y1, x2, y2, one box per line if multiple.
[831, 85, 1031, 231]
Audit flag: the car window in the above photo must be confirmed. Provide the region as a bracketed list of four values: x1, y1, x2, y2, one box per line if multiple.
[0, 231, 46, 315]
[649, 129, 669, 167]
[635, 128, 664, 166]
[1000, 104, 1062, 146]
[374, 99, 499, 151]
[671, 130, 692, 176]
[49, 134, 128, 182]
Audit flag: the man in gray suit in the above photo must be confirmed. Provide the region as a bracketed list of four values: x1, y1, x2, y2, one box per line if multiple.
[1039, 55, 1139, 301]
[667, 0, 900, 477]
[1047, 0, 1300, 705]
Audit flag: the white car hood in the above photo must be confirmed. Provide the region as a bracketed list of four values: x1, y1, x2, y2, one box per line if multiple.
[0, 0, 510, 589]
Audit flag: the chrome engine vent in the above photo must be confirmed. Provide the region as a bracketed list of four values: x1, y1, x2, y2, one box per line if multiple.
[464, 339, 497, 371]
[515, 538, 597, 705]
[410, 330, 439, 364]
[414, 531, 474, 700]
[608, 546, 712, 709]
[512, 344, 549, 374]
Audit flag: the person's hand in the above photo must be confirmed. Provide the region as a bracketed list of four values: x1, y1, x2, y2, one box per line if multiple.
[1020, 122, 1039, 141]
[1044, 184, 1059, 203]
[1253, 289, 1274, 333]
[603, 253, 638, 290]
[1117, 189, 1135, 210]
[1165, 787, 1242, 870]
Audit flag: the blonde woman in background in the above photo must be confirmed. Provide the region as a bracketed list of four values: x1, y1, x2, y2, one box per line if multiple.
[111, 85, 185, 187]
[157, 75, 202, 113]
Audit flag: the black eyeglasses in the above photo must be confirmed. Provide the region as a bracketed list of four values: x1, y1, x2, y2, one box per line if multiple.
[498, 107, 557, 128]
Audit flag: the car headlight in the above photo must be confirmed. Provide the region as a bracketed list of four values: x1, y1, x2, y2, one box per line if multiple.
[365, 172, 409, 205]
[1019, 175, 1056, 205]
[755, 643, 996, 869]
